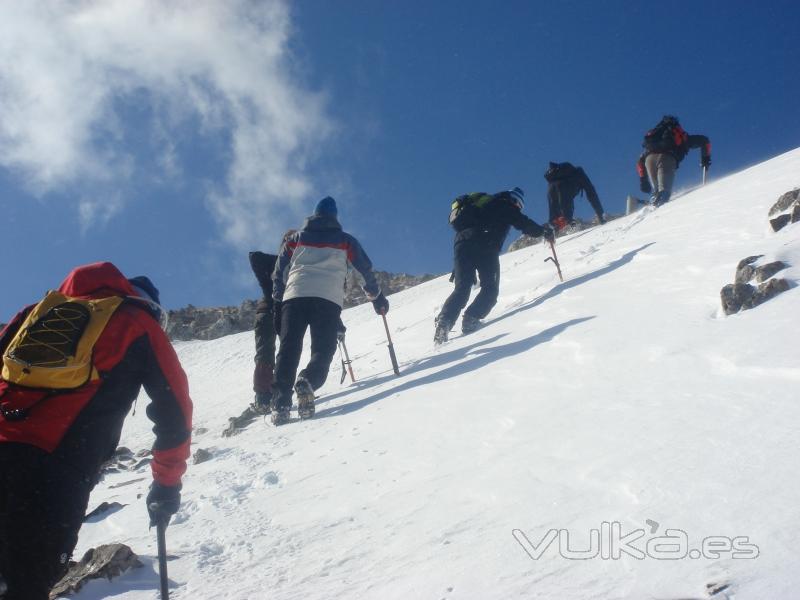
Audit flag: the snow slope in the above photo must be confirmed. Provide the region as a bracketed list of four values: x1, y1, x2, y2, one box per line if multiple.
[68, 149, 800, 600]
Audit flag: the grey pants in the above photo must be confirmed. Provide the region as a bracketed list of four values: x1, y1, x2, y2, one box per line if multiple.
[645, 153, 677, 204]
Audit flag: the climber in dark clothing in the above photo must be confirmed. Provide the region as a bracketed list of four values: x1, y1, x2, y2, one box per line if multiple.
[435, 187, 553, 344]
[544, 162, 605, 231]
[249, 250, 279, 412]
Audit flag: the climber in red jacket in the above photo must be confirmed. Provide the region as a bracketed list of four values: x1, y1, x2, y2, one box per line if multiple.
[0, 262, 193, 600]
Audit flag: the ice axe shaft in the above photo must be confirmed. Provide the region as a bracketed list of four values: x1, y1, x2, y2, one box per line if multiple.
[544, 239, 564, 282]
[380, 310, 400, 376]
[338, 339, 356, 383]
[153, 514, 169, 599]
[702, 165, 708, 185]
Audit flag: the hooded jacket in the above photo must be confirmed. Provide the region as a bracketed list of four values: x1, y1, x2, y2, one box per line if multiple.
[0, 262, 192, 487]
[273, 215, 381, 308]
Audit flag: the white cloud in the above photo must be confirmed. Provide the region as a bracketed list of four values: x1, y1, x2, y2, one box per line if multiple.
[0, 0, 332, 247]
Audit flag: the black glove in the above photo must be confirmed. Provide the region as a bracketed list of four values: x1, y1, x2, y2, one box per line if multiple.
[640, 177, 652, 194]
[701, 156, 711, 168]
[541, 224, 556, 244]
[272, 301, 282, 337]
[147, 482, 181, 527]
[372, 292, 389, 315]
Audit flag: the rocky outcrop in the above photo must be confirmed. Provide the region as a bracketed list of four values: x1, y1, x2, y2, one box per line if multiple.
[167, 299, 259, 342]
[507, 214, 622, 253]
[50, 544, 142, 598]
[721, 256, 791, 315]
[769, 188, 800, 216]
[100, 447, 151, 476]
[166, 271, 437, 341]
[193, 448, 213, 464]
[769, 188, 800, 232]
[83, 502, 126, 522]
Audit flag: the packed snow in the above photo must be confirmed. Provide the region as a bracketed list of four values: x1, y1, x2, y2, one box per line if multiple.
[68, 149, 799, 599]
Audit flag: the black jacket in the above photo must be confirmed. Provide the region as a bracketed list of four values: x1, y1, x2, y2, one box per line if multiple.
[454, 191, 545, 252]
[249, 251, 278, 313]
[544, 162, 604, 218]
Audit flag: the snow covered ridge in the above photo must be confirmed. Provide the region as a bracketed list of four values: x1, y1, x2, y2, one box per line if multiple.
[68, 149, 799, 599]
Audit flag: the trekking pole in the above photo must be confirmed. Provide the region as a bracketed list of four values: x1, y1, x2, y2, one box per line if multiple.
[337, 339, 356, 383]
[150, 509, 170, 600]
[702, 165, 707, 186]
[544, 239, 564, 282]
[380, 310, 401, 376]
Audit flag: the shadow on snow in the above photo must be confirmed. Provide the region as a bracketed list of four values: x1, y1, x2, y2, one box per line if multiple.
[316, 316, 595, 419]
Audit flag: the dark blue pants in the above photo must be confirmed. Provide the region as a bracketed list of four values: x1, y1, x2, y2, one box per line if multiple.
[272, 297, 341, 410]
[439, 241, 500, 325]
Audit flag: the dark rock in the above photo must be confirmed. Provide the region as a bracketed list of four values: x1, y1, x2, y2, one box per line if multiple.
[193, 448, 213, 464]
[751, 278, 790, 308]
[754, 261, 788, 283]
[83, 502, 126, 522]
[101, 447, 150, 476]
[222, 405, 260, 437]
[768, 188, 800, 216]
[792, 203, 800, 223]
[194, 427, 209, 436]
[50, 544, 142, 598]
[721, 277, 791, 315]
[720, 283, 755, 315]
[770, 214, 792, 232]
[133, 458, 151, 470]
[734, 255, 763, 284]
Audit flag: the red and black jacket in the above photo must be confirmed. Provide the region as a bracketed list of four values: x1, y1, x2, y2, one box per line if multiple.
[0, 262, 193, 487]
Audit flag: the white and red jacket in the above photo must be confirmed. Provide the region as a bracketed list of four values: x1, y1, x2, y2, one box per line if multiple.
[273, 215, 381, 308]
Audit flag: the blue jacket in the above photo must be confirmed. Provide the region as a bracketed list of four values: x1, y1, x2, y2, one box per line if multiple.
[272, 215, 381, 308]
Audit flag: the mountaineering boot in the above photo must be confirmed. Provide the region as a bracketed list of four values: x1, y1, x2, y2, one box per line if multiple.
[434, 316, 452, 345]
[270, 406, 290, 426]
[653, 190, 670, 207]
[295, 377, 315, 420]
[251, 392, 272, 415]
[461, 314, 482, 335]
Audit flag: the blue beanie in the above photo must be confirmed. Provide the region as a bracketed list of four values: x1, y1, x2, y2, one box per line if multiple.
[508, 187, 524, 208]
[128, 275, 161, 305]
[314, 196, 338, 217]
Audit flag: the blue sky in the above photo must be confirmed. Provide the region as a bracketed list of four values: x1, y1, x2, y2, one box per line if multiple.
[1, 1, 799, 320]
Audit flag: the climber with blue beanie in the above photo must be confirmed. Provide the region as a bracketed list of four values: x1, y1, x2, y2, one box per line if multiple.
[435, 187, 553, 344]
[271, 196, 388, 425]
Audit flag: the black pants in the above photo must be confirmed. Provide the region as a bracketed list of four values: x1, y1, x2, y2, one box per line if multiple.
[253, 300, 276, 395]
[547, 184, 575, 222]
[439, 241, 500, 325]
[0, 443, 94, 600]
[272, 297, 341, 410]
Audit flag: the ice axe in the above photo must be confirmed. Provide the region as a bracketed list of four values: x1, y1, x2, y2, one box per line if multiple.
[380, 309, 400, 376]
[149, 507, 170, 599]
[702, 164, 708, 186]
[544, 239, 564, 282]
[337, 339, 356, 384]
